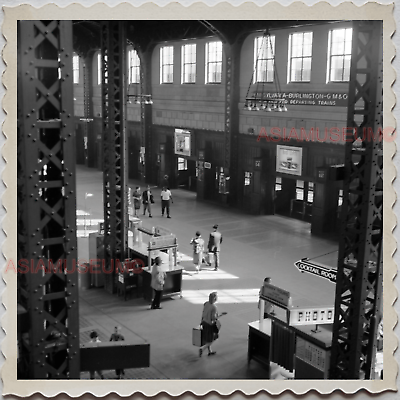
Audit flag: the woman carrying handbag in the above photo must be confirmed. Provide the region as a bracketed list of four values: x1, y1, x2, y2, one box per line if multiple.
[198, 292, 227, 357]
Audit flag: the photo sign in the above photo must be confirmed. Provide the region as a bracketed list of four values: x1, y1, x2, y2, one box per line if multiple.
[289, 305, 335, 326]
[174, 128, 191, 157]
[276, 145, 303, 176]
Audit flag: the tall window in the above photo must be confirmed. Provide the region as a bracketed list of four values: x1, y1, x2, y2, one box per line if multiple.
[288, 32, 313, 82]
[97, 53, 108, 85]
[160, 46, 174, 84]
[97, 53, 102, 85]
[205, 41, 223, 83]
[73, 54, 80, 84]
[254, 35, 275, 83]
[181, 44, 196, 83]
[327, 28, 353, 82]
[128, 49, 140, 84]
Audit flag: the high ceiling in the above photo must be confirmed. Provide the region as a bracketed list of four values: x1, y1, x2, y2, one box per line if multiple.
[73, 20, 335, 56]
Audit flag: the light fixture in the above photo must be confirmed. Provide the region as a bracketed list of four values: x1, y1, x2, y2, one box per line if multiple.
[244, 30, 287, 113]
[127, 84, 153, 105]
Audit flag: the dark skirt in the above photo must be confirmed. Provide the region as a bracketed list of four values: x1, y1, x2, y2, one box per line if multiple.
[201, 321, 218, 343]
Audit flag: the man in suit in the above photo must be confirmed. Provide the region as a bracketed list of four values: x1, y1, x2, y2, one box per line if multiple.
[207, 224, 223, 271]
[142, 185, 153, 217]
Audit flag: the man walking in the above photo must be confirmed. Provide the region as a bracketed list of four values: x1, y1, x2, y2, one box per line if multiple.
[142, 185, 154, 217]
[208, 224, 223, 271]
[161, 186, 173, 218]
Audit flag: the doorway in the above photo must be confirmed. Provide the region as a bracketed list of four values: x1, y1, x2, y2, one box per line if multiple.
[176, 157, 197, 191]
[274, 177, 314, 222]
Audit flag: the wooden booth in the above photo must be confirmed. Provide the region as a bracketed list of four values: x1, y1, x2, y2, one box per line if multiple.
[123, 216, 183, 301]
[248, 282, 334, 379]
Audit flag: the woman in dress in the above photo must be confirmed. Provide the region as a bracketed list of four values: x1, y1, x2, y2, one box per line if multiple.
[199, 291, 219, 357]
[190, 231, 204, 273]
[132, 186, 141, 217]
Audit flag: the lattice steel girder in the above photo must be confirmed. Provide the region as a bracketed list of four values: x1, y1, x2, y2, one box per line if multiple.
[330, 21, 383, 380]
[18, 20, 80, 379]
[101, 21, 128, 293]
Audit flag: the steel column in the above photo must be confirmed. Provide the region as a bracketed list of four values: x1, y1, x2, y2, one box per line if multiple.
[101, 21, 128, 293]
[330, 21, 383, 379]
[17, 20, 80, 378]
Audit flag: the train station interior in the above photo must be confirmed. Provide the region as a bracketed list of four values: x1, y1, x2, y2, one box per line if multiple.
[17, 19, 383, 381]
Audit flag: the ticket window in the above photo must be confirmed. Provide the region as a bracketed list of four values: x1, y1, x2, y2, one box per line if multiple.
[244, 171, 253, 196]
[295, 180, 314, 203]
[178, 157, 188, 171]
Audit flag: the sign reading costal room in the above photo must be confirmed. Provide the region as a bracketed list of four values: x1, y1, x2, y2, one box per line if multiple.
[294, 258, 337, 283]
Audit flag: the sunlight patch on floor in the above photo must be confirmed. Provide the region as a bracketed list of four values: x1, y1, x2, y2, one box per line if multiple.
[182, 288, 260, 304]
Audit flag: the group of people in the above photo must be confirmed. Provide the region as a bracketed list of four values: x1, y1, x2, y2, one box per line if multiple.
[132, 186, 173, 219]
[190, 224, 223, 272]
[88, 326, 125, 380]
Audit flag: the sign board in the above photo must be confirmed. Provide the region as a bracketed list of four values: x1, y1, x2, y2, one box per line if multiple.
[261, 283, 291, 307]
[289, 305, 335, 326]
[276, 145, 302, 176]
[296, 337, 329, 372]
[174, 128, 191, 156]
[294, 259, 337, 283]
[155, 226, 172, 237]
[99, 222, 104, 235]
[148, 235, 177, 250]
[250, 91, 348, 107]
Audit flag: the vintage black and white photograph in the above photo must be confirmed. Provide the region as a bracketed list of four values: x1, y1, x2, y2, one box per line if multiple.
[3, 1, 397, 396]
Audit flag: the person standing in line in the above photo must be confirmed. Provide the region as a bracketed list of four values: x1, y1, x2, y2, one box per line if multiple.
[132, 186, 141, 217]
[190, 231, 205, 273]
[199, 292, 220, 357]
[142, 185, 154, 218]
[161, 186, 173, 218]
[150, 257, 166, 310]
[89, 331, 104, 380]
[109, 326, 125, 379]
[207, 224, 223, 271]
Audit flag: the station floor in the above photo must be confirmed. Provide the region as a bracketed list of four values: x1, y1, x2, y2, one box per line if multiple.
[75, 165, 338, 380]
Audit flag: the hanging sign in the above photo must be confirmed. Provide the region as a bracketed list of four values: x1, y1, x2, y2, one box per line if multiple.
[294, 259, 337, 283]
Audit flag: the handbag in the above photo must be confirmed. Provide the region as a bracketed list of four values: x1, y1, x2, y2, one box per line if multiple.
[215, 319, 221, 331]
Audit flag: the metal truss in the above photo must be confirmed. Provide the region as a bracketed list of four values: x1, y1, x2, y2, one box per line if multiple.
[101, 21, 128, 293]
[17, 20, 80, 378]
[330, 21, 383, 379]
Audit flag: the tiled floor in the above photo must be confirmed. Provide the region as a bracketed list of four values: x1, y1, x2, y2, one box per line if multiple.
[76, 165, 339, 380]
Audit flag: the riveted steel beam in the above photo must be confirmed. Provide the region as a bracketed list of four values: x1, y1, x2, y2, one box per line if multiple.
[101, 21, 128, 293]
[18, 20, 80, 379]
[330, 20, 383, 380]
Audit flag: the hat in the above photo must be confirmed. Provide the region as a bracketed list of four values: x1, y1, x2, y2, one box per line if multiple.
[213, 224, 218, 229]
[196, 231, 201, 236]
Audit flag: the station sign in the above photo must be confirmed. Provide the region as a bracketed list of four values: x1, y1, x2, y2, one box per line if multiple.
[289, 305, 335, 326]
[294, 259, 337, 283]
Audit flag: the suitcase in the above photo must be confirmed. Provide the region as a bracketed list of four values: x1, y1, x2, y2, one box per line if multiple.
[207, 252, 214, 266]
[192, 325, 203, 347]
